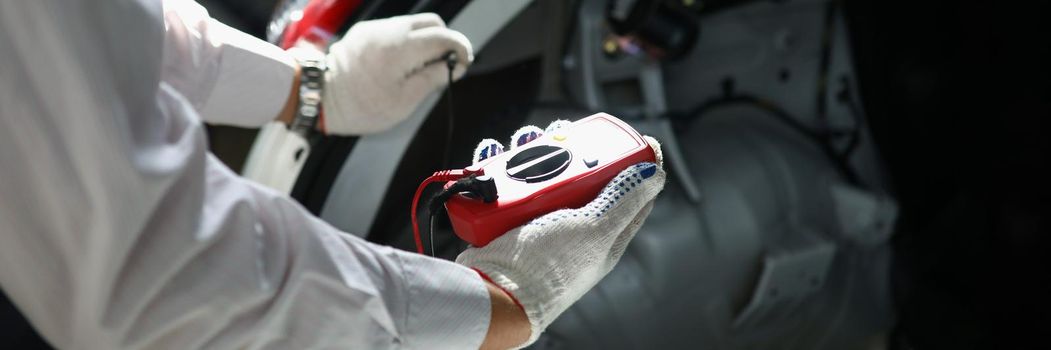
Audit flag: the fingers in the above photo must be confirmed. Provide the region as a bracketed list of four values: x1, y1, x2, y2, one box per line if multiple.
[642, 135, 664, 166]
[471, 120, 574, 164]
[544, 120, 571, 133]
[405, 12, 445, 30]
[473, 138, 504, 165]
[407, 26, 474, 83]
[472, 122, 551, 164]
[509, 126, 544, 150]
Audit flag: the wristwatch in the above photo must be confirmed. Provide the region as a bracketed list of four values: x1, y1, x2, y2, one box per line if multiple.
[289, 48, 327, 136]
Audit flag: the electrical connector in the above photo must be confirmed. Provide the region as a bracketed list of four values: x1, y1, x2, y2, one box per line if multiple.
[410, 168, 490, 254]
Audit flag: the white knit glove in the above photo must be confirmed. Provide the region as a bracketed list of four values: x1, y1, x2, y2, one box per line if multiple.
[457, 122, 667, 347]
[322, 13, 472, 135]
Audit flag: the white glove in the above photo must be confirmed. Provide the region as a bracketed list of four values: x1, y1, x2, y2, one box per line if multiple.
[457, 122, 667, 347]
[322, 13, 473, 135]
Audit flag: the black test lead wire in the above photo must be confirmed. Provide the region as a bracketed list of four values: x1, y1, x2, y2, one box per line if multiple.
[428, 51, 458, 257]
[441, 51, 457, 169]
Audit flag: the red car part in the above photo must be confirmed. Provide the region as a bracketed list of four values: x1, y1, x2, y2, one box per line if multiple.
[275, 0, 362, 49]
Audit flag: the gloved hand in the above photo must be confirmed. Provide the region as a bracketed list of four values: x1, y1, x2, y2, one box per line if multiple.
[322, 13, 472, 135]
[456, 122, 667, 347]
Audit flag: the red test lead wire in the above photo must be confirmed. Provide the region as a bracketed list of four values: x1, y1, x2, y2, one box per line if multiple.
[410, 168, 482, 254]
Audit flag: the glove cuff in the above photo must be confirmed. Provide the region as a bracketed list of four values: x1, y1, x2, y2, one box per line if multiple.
[472, 268, 524, 312]
[469, 264, 549, 348]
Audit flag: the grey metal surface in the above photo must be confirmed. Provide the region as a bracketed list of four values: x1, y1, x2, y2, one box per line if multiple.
[562, 0, 703, 203]
[533, 105, 895, 350]
[530, 0, 896, 348]
[659, 0, 889, 190]
[320, 0, 535, 236]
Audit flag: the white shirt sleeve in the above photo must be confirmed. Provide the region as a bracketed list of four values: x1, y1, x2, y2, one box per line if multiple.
[160, 0, 297, 128]
[0, 1, 490, 349]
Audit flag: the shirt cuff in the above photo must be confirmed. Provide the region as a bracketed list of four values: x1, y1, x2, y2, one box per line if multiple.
[396, 252, 491, 350]
[199, 19, 296, 128]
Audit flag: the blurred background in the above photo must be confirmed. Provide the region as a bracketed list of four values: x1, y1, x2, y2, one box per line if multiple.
[2, 0, 1048, 349]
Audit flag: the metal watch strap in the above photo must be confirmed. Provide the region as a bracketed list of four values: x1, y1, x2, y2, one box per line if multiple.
[290, 53, 326, 136]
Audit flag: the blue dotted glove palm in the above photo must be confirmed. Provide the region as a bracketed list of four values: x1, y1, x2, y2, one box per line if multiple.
[456, 121, 666, 347]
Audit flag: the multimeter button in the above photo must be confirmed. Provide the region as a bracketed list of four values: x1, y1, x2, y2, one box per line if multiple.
[583, 158, 599, 168]
[506, 145, 573, 183]
[552, 134, 567, 141]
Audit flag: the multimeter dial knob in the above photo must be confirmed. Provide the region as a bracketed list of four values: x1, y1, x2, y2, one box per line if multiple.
[505, 145, 572, 183]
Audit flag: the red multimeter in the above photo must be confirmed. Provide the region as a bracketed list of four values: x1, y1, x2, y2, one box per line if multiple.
[444, 113, 656, 247]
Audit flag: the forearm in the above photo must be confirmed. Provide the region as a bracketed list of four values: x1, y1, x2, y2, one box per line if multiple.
[482, 282, 531, 350]
[233, 61, 532, 349]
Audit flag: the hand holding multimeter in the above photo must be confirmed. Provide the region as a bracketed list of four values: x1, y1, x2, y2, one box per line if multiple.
[447, 113, 660, 246]
[411, 113, 666, 346]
